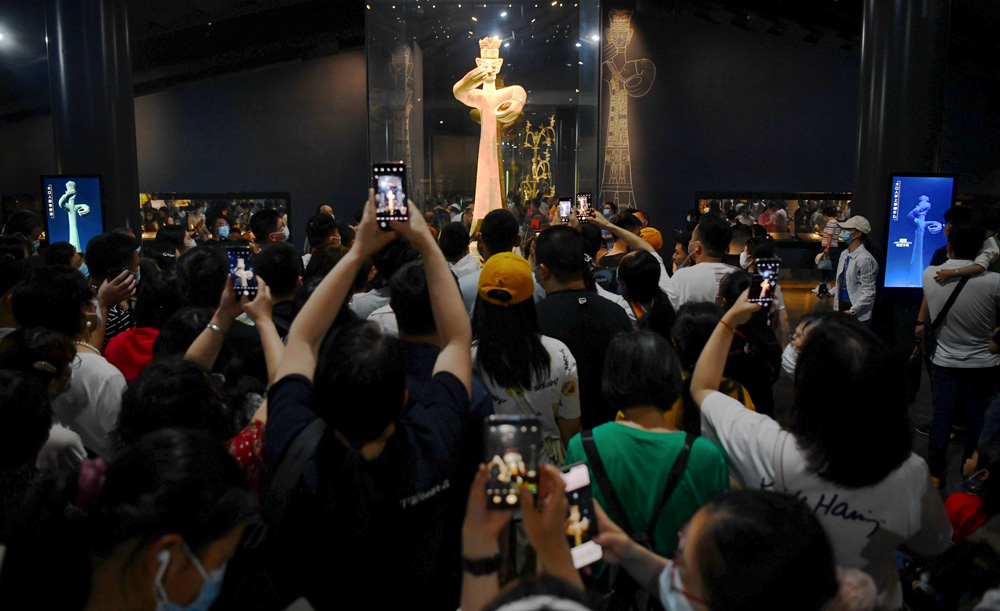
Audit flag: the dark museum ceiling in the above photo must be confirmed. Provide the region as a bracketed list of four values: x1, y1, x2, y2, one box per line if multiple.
[0, 0, 997, 120]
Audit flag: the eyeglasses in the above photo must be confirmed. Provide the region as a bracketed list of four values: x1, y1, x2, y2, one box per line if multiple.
[669, 523, 708, 606]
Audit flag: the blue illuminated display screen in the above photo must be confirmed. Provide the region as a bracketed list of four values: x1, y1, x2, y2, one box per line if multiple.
[884, 175, 955, 289]
[41, 176, 105, 253]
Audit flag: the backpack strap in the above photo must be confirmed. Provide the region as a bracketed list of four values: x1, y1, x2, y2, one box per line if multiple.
[581, 430, 635, 535]
[930, 276, 971, 332]
[644, 433, 697, 543]
[261, 418, 328, 527]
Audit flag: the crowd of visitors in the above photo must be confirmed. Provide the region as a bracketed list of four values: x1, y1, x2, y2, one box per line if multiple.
[0, 191, 998, 611]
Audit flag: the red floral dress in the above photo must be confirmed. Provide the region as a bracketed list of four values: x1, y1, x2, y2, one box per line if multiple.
[228, 420, 265, 492]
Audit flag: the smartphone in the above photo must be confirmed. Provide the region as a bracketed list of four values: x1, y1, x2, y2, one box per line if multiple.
[558, 198, 572, 223]
[372, 162, 408, 231]
[484, 415, 542, 509]
[576, 192, 592, 222]
[225, 245, 258, 298]
[749, 258, 780, 306]
[561, 462, 603, 569]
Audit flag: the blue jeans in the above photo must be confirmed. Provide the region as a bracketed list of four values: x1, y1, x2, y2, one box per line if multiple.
[929, 365, 1000, 480]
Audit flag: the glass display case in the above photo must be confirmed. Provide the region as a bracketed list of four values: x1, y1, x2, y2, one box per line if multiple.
[366, 0, 601, 210]
[137, 192, 291, 242]
[695, 191, 852, 241]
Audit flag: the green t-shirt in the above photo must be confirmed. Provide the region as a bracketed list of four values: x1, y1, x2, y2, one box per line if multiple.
[564, 423, 729, 558]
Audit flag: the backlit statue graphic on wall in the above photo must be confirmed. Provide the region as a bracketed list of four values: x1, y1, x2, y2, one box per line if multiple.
[454, 37, 526, 229]
[906, 195, 943, 286]
[600, 10, 655, 209]
[57, 181, 91, 252]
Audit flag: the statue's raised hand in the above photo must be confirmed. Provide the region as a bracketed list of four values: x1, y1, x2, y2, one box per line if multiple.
[75, 204, 91, 217]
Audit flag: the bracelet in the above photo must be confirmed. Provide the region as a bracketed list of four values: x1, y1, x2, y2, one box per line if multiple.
[719, 319, 737, 334]
[462, 553, 502, 576]
[206, 323, 225, 336]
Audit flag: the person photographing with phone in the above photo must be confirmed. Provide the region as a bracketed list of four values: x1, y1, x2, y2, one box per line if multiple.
[820, 216, 878, 326]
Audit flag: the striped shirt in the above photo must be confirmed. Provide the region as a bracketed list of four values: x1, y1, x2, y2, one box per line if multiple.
[103, 305, 135, 350]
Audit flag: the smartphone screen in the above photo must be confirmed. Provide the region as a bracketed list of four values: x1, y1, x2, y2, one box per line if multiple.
[749, 257, 780, 306]
[558, 198, 572, 222]
[561, 462, 603, 568]
[372, 162, 408, 231]
[576, 192, 592, 222]
[226, 246, 258, 298]
[484, 415, 542, 509]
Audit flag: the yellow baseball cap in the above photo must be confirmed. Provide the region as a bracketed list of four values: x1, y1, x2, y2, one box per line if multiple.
[640, 227, 663, 251]
[478, 252, 535, 306]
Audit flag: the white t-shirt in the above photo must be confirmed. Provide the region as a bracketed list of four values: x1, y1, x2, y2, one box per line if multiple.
[367, 304, 399, 337]
[459, 266, 546, 316]
[348, 286, 392, 320]
[51, 352, 127, 460]
[472, 335, 580, 442]
[35, 423, 86, 474]
[448, 254, 481, 279]
[923, 261, 1000, 368]
[699, 391, 951, 609]
[668, 261, 737, 309]
[975, 235, 1000, 271]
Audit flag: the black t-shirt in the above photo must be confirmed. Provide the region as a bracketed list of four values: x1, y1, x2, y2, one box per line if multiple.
[536, 289, 633, 429]
[598, 252, 626, 271]
[931, 245, 949, 267]
[262, 371, 471, 609]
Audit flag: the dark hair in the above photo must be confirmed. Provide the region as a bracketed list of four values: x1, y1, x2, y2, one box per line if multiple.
[336, 221, 356, 248]
[730, 224, 753, 247]
[674, 230, 692, 256]
[84, 232, 138, 281]
[0, 236, 30, 260]
[948, 224, 986, 260]
[671, 302, 725, 371]
[155, 225, 188, 252]
[746, 235, 776, 260]
[42, 242, 77, 267]
[0, 428, 254, 608]
[613, 214, 642, 236]
[750, 224, 768, 240]
[976, 205, 1000, 233]
[249, 209, 281, 242]
[2, 210, 43, 237]
[943, 205, 973, 226]
[694, 215, 732, 258]
[304, 245, 344, 282]
[479, 210, 519, 254]
[483, 575, 596, 611]
[472, 296, 550, 390]
[535, 226, 585, 280]
[0, 327, 75, 388]
[389, 261, 436, 336]
[791, 315, 911, 487]
[306, 213, 338, 246]
[144, 240, 178, 272]
[617, 252, 676, 338]
[175, 246, 228, 308]
[12, 266, 92, 338]
[313, 323, 404, 442]
[206, 207, 228, 234]
[294, 277, 359, 331]
[255, 242, 302, 298]
[372, 238, 420, 284]
[696, 490, 839, 611]
[118, 358, 230, 446]
[0, 371, 51, 469]
[603, 202, 618, 214]
[976, 440, 1000, 516]
[603, 331, 683, 416]
[132, 270, 184, 329]
[822, 206, 839, 218]
[439, 222, 471, 260]
[152, 307, 213, 359]
[717, 270, 780, 368]
[580, 223, 604, 259]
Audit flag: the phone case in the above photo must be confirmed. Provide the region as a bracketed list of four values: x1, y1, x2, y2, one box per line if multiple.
[484, 415, 542, 509]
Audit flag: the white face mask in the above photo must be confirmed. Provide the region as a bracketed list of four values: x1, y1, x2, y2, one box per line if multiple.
[739, 251, 751, 269]
[658, 561, 699, 611]
[781, 342, 798, 376]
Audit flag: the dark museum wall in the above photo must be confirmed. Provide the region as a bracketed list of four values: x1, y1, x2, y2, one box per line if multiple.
[133, 49, 368, 241]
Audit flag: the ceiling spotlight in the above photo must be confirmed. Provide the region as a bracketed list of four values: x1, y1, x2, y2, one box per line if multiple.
[0, 33, 5, 41]
[504, 42, 510, 47]
[575, 42, 581, 47]
[471, 16, 477, 20]
[500, 11, 507, 17]
[591, 34, 599, 41]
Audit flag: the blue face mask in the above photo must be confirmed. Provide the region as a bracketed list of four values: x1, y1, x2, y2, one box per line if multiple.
[218, 225, 230, 239]
[603, 209, 612, 217]
[155, 544, 228, 611]
[840, 230, 853, 243]
[31, 240, 40, 252]
[78, 262, 90, 279]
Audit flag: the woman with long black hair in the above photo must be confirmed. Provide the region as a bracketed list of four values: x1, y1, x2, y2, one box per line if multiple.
[472, 252, 581, 463]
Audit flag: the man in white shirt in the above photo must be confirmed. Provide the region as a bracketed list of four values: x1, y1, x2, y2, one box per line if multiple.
[459, 209, 544, 315]
[668, 214, 737, 309]
[921, 224, 1000, 487]
[438, 222, 481, 279]
[348, 238, 419, 320]
[829, 216, 878, 325]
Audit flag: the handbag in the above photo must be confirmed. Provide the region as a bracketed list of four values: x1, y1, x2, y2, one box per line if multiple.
[816, 253, 832, 271]
[923, 276, 970, 363]
[581, 430, 697, 611]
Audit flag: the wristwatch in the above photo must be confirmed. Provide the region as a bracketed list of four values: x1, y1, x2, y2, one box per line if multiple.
[462, 553, 502, 576]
